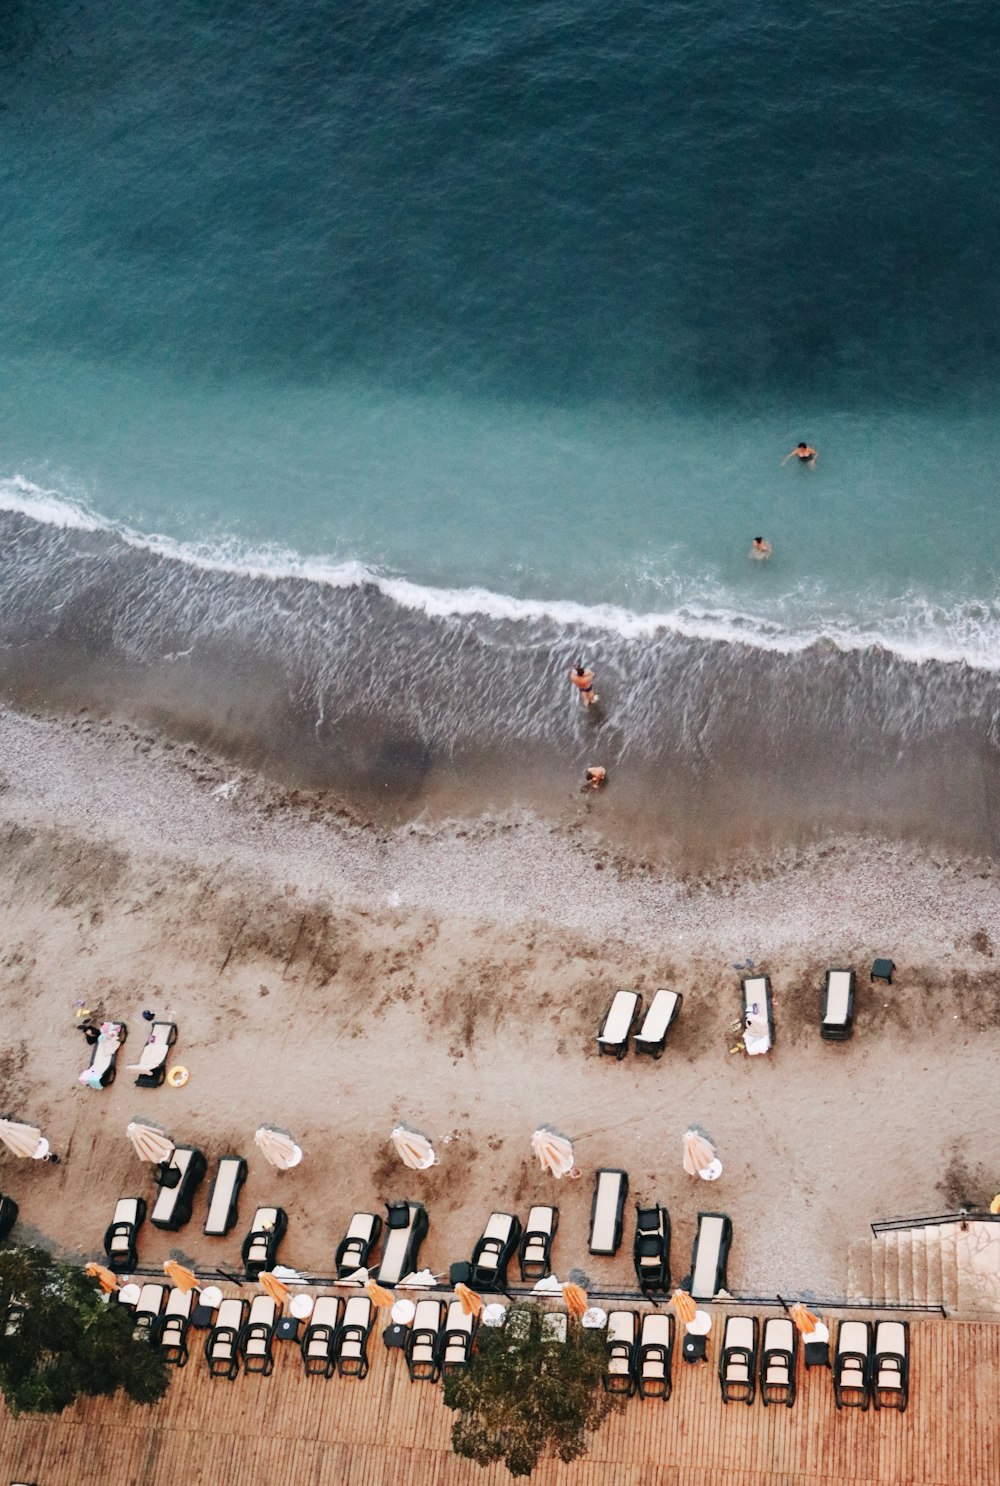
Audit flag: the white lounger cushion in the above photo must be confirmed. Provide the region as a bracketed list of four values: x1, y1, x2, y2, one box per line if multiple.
[345, 1212, 377, 1241]
[724, 1316, 755, 1351]
[164, 1288, 192, 1319]
[247, 1296, 275, 1328]
[874, 1320, 906, 1357]
[113, 1198, 140, 1226]
[838, 1321, 870, 1356]
[590, 1171, 624, 1253]
[763, 1317, 794, 1352]
[599, 990, 639, 1045]
[607, 1311, 635, 1345]
[444, 1300, 473, 1334]
[824, 971, 852, 1025]
[214, 1299, 245, 1331]
[311, 1297, 341, 1327]
[343, 1296, 372, 1328]
[413, 1299, 441, 1331]
[482, 1213, 515, 1242]
[691, 1215, 726, 1297]
[641, 1314, 671, 1348]
[246, 1207, 278, 1260]
[135, 1285, 164, 1318]
[151, 1147, 198, 1225]
[132, 1023, 173, 1073]
[525, 1206, 554, 1235]
[379, 1210, 416, 1282]
[205, 1158, 243, 1235]
[742, 978, 772, 1054]
[636, 989, 679, 1041]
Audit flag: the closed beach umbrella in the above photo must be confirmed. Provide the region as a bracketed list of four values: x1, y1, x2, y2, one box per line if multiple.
[0, 1120, 44, 1159]
[563, 1283, 588, 1320]
[455, 1282, 483, 1317]
[390, 1126, 437, 1170]
[335, 1267, 368, 1287]
[126, 1121, 175, 1165]
[682, 1129, 717, 1177]
[398, 1269, 439, 1288]
[532, 1274, 562, 1295]
[365, 1278, 395, 1309]
[671, 1289, 698, 1327]
[531, 1128, 575, 1178]
[258, 1271, 290, 1308]
[254, 1125, 303, 1169]
[85, 1262, 119, 1294]
[163, 1260, 199, 1293]
[790, 1303, 821, 1335]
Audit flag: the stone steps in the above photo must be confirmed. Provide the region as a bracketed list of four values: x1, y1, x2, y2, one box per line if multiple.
[846, 1219, 1000, 1317]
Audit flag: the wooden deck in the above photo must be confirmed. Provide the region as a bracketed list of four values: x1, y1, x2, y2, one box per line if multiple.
[0, 1312, 995, 1486]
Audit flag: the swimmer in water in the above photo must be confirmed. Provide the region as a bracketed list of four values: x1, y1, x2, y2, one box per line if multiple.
[750, 537, 772, 560]
[569, 662, 598, 707]
[583, 766, 607, 791]
[782, 441, 817, 467]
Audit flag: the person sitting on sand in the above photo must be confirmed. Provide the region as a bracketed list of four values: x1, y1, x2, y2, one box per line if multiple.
[750, 537, 772, 560]
[569, 662, 598, 707]
[583, 766, 607, 791]
[782, 441, 817, 467]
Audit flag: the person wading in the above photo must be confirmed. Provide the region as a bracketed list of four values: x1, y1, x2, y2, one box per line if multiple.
[569, 662, 598, 708]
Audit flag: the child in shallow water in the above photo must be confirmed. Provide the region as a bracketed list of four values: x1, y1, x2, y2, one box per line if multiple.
[750, 537, 772, 560]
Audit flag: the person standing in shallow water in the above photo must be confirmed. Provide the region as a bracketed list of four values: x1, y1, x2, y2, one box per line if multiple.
[569, 662, 598, 707]
[782, 441, 817, 467]
[750, 537, 772, 560]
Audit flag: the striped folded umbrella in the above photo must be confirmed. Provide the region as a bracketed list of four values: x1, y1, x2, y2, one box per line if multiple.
[365, 1279, 395, 1309]
[670, 1288, 697, 1327]
[0, 1120, 45, 1159]
[126, 1121, 175, 1165]
[562, 1283, 588, 1320]
[254, 1126, 303, 1169]
[531, 1128, 575, 1178]
[390, 1126, 437, 1170]
[258, 1271, 290, 1308]
[455, 1282, 483, 1317]
[790, 1303, 821, 1335]
[85, 1262, 119, 1294]
[163, 1260, 199, 1293]
[682, 1129, 717, 1177]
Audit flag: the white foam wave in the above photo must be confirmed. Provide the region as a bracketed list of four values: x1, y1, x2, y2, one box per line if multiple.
[2, 475, 999, 671]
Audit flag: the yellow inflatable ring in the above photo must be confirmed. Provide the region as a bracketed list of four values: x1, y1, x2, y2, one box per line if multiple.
[166, 1066, 189, 1088]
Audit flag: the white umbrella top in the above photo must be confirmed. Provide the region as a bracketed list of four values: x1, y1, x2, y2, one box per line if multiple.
[254, 1126, 303, 1169]
[0, 1120, 44, 1159]
[531, 1128, 574, 1178]
[390, 1126, 437, 1170]
[126, 1121, 175, 1165]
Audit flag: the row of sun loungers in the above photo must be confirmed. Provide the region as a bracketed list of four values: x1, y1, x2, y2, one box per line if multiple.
[719, 1315, 909, 1411]
[597, 990, 682, 1059]
[82, 1019, 183, 1089]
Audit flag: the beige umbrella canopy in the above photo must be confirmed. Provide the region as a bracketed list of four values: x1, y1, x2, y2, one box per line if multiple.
[365, 1279, 395, 1310]
[85, 1263, 119, 1294]
[164, 1260, 199, 1293]
[531, 1128, 575, 1178]
[254, 1126, 303, 1170]
[790, 1303, 821, 1335]
[455, 1283, 483, 1317]
[390, 1126, 437, 1171]
[563, 1283, 588, 1320]
[671, 1289, 698, 1327]
[682, 1129, 717, 1178]
[258, 1272, 291, 1308]
[126, 1121, 175, 1165]
[0, 1120, 45, 1159]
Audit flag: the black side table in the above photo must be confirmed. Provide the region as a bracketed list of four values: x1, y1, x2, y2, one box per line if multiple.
[871, 957, 895, 985]
[383, 1322, 409, 1350]
[190, 1304, 214, 1330]
[682, 1334, 707, 1364]
[804, 1340, 831, 1369]
[275, 1317, 299, 1342]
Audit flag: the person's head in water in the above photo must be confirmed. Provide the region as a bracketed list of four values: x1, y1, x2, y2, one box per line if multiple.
[797, 442, 808, 451]
[574, 663, 586, 676]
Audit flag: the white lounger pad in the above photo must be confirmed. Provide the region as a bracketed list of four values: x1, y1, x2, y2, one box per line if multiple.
[599, 991, 639, 1044]
[637, 989, 679, 1040]
[824, 971, 852, 1024]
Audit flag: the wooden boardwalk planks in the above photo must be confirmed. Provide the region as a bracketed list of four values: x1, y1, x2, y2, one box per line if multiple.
[0, 1313, 995, 1485]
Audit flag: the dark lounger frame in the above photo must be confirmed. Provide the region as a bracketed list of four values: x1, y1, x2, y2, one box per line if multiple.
[469, 1213, 523, 1291]
[103, 1196, 147, 1273]
[134, 1021, 178, 1088]
[203, 1155, 248, 1237]
[517, 1206, 559, 1281]
[588, 1168, 629, 1256]
[719, 1315, 759, 1405]
[376, 1201, 429, 1286]
[150, 1146, 208, 1232]
[684, 1211, 733, 1300]
[205, 1298, 249, 1381]
[821, 969, 856, 1041]
[241, 1206, 289, 1279]
[872, 1319, 910, 1412]
[637, 1312, 675, 1400]
[633, 990, 684, 1058]
[633, 1203, 671, 1294]
[760, 1317, 799, 1406]
[741, 976, 774, 1049]
[335, 1212, 383, 1277]
[834, 1319, 873, 1411]
[597, 991, 644, 1060]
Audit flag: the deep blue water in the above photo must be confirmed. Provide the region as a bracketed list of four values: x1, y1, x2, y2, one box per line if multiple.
[1, 0, 1000, 820]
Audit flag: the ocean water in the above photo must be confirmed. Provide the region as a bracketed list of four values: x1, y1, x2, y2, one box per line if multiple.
[1, 1, 1000, 848]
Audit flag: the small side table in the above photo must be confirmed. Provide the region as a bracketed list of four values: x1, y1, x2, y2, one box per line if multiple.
[383, 1323, 408, 1350]
[871, 957, 895, 985]
[275, 1317, 299, 1342]
[804, 1340, 831, 1369]
[190, 1304, 215, 1331]
[449, 1262, 472, 1286]
[682, 1334, 707, 1364]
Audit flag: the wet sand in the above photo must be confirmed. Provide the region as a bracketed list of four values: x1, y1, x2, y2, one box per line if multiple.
[1, 705, 999, 1298]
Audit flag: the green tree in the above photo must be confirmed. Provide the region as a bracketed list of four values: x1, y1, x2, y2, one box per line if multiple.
[0, 1245, 169, 1415]
[443, 1304, 621, 1478]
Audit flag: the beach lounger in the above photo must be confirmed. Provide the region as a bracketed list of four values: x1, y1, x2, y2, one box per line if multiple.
[158, 1287, 193, 1366]
[335, 1212, 383, 1277]
[103, 1196, 147, 1272]
[686, 1211, 733, 1300]
[834, 1319, 872, 1410]
[719, 1315, 758, 1404]
[588, 1169, 629, 1255]
[240, 1294, 277, 1375]
[872, 1320, 909, 1412]
[205, 1297, 249, 1380]
[84, 1021, 126, 1088]
[741, 976, 774, 1055]
[633, 1204, 671, 1294]
[597, 990, 643, 1059]
[150, 1145, 207, 1232]
[760, 1316, 798, 1406]
[469, 1212, 523, 1291]
[821, 969, 856, 1041]
[132, 1020, 178, 1088]
[300, 1295, 343, 1377]
[518, 1205, 558, 1281]
[602, 1310, 637, 1395]
[203, 1155, 248, 1237]
[376, 1201, 428, 1287]
[336, 1295, 374, 1378]
[541, 1312, 568, 1344]
[0, 1194, 18, 1242]
[637, 1312, 674, 1400]
[241, 1206, 288, 1279]
[633, 989, 683, 1058]
[131, 1283, 166, 1341]
[439, 1299, 477, 1375]
[406, 1298, 446, 1382]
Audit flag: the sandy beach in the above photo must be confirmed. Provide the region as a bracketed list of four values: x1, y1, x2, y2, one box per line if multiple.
[0, 704, 998, 1300]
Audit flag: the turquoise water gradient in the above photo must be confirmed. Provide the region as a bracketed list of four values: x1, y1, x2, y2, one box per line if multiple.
[1, 1, 1000, 658]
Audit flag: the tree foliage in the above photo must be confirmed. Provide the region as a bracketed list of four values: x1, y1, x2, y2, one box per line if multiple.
[442, 1304, 621, 1478]
[0, 1245, 169, 1416]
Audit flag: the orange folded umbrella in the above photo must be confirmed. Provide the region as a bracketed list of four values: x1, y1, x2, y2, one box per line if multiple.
[365, 1278, 395, 1309]
[562, 1283, 588, 1320]
[163, 1260, 199, 1293]
[671, 1288, 697, 1327]
[455, 1282, 483, 1317]
[85, 1262, 119, 1294]
[258, 1271, 290, 1308]
[790, 1303, 821, 1335]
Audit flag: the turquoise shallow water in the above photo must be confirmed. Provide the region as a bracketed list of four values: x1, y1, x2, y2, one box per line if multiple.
[1, 0, 1000, 847]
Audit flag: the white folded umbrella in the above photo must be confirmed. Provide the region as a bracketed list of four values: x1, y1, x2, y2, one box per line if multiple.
[398, 1269, 439, 1288]
[254, 1125, 303, 1169]
[390, 1126, 437, 1170]
[531, 1274, 563, 1294]
[682, 1129, 717, 1177]
[0, 1120, 45, 1159]
[531, 1128, 574, 1178]
[126, 1121, 175, 1165]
